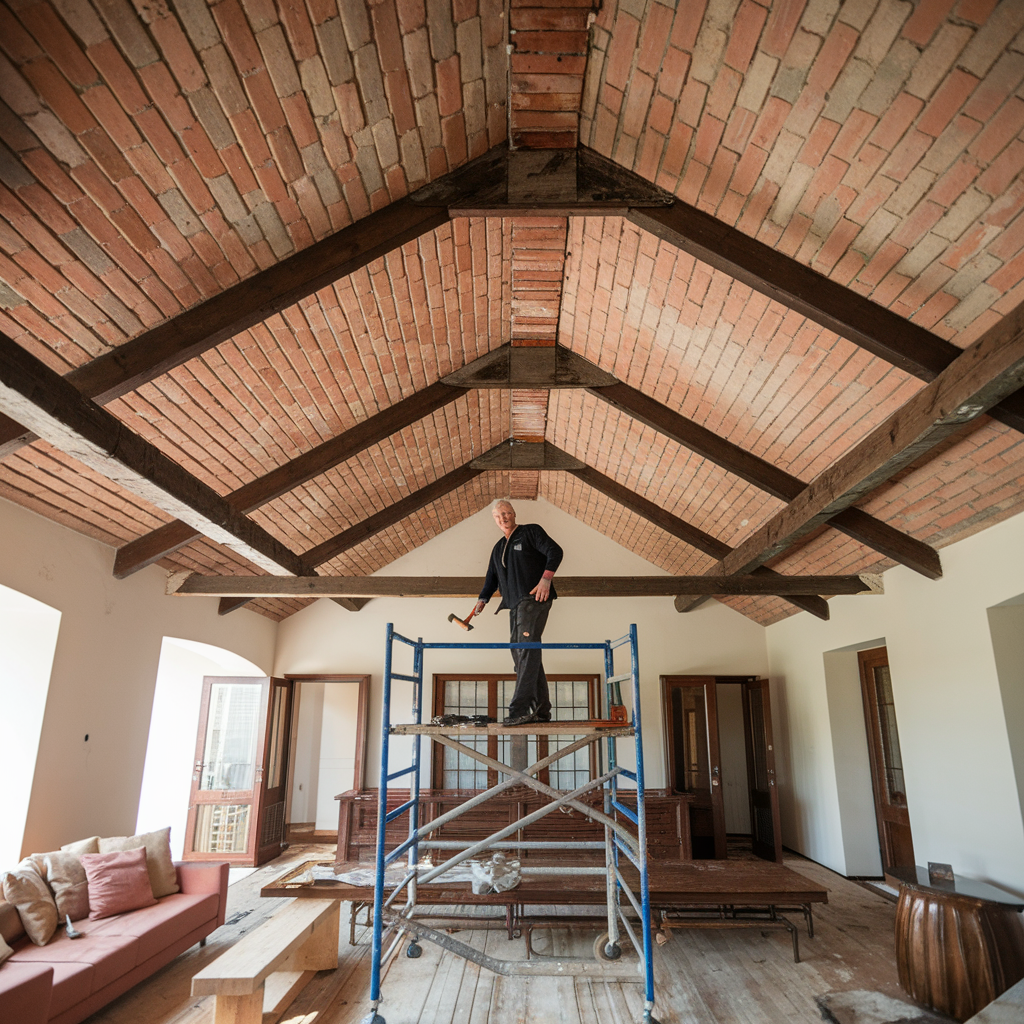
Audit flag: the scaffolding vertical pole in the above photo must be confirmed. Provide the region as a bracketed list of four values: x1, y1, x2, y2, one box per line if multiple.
[603, 638, 621, 955]
[406, 638, 424, 915]
[629, 623, 656, 1020]
[367, 623, 395, 1020]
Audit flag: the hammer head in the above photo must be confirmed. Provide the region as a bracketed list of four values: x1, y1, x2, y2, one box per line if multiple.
[447, 612, 474, 631]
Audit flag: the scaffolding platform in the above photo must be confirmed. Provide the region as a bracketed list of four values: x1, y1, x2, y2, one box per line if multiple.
[361, 624, 659, 1024]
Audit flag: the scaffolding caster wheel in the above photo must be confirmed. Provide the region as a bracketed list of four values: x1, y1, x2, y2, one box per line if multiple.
[594, 933, 621, 961]
[406, 942, 422, 958]
[360, 1014, 385, 1024]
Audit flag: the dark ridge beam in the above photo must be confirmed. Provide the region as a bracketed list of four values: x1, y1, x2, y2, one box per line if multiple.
[627, 201, 1024, 435]
[113, 382, 468, 579]
[589, 381, 942, 579]
[568, 464, 829, 621]
[0, 197, 451, 458]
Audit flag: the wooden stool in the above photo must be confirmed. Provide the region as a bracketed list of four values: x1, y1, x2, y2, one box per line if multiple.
[192, 899, 339, 1024]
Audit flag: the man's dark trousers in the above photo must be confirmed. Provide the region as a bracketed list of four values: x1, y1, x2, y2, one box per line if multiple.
[507, 596, 552, 718]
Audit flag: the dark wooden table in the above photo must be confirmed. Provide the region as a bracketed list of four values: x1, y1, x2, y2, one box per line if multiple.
[262, 857, 828, 959]
[890, 866, 1024, 1021]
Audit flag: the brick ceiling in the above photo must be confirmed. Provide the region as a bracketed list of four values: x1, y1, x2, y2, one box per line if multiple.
[0, 0, 1022, 625]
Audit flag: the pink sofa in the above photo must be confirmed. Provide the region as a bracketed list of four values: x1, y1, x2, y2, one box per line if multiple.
[0, 861, 228, 1024]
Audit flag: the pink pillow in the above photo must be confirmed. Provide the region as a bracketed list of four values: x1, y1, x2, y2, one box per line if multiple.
[80, 847, 157, 920]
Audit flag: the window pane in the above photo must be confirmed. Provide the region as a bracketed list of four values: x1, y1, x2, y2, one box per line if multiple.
[200, 683, 262, 791]
[193, 803, 250, 853]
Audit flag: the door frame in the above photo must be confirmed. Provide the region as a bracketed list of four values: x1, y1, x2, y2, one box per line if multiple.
[284, 675, 371, 835]
[661, 675, 727, 859]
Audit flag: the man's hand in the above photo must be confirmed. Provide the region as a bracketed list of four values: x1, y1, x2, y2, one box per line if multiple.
[473, 598, 487, 616]
[530, 577, 552, 602]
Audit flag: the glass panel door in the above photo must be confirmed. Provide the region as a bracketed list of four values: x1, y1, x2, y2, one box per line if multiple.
[184, 676, 270, 865]
[742, 678, 783, 862]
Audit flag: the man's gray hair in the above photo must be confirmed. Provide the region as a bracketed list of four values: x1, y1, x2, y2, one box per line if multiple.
[493, 500, 514, 512]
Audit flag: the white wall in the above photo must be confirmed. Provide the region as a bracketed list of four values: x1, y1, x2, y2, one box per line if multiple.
[766, 509, 1024, 892]
[0, 583, 61, 866]
[0, 497, 278, 857]
[275, 498, 770, 791]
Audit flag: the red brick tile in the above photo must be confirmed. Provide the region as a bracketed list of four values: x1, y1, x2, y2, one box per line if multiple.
[670, 0, 707, 52]
[831, 109, 878, 161]
[968, 97, 1024, 164]
[977, 139, 1024, 196]
[868, 92, 924, 150]
[707, 66, 742, 124]
[148, 13, 206, 94]
[725, 0, 768, 72]
[918, 69, 980, 137]
[902, 0, 957, 46]
[750, 95, 791, 149]
[956, 0, 999, 26]
[648, 94, 675, 135]
[637, 3, 674, 76]
[798, 118, 841, 167]
[437, 54, 463, 117]
[693, 114, 725, 166]
[605, 13, 639, 90]
[807, 23, 858, 94]
[22, 58, 97, 134]
[658, 46, 691, 100]
[731, 143, 768, 195]
[929, 155, 981, 205]
[722, 106, 757, 153]
[762, 0, 803, 58]
[20, 4, 96, 88]
[661, 120, 693, 179]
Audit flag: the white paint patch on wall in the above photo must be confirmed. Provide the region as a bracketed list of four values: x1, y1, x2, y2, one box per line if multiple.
[275, 498, 771, 791]
[0, 582, 61, 864]
[767, 509, 1024, 891]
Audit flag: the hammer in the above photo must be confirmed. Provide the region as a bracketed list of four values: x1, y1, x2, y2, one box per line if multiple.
[447, 607, 478, 631]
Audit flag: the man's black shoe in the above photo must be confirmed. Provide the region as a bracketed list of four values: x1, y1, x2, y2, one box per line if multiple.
[503, 711, 539, 726]
[535, 713, 552, 722]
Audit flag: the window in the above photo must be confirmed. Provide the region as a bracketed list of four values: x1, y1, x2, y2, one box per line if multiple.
[431, 674, 600, 791]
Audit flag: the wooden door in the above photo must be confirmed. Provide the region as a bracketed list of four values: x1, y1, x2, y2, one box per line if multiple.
[741, 678, 783, 862]
[661, 676, 726, 858]
[254, 677, 293, 864]
[859, 647, 915, 870]
[184, 676, 292, 866]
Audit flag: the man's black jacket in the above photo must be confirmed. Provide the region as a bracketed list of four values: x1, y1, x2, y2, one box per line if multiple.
[479, 524, 563, 610]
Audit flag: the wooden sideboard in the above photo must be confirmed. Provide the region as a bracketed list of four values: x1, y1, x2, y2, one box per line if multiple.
[891, 866, 1024, 1022]
[335, 787, 693, 864]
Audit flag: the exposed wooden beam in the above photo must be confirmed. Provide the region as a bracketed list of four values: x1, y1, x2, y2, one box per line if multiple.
[0, 198, 450, 459]
[218, 463, 485, 614]
[113, 381, 467, 578]
[569, 463, 830, 620]
[588, 380, 943, 579]
[675, 299, 1024, 611]
[169, 573, 882, 599]
[218, 594, 370, 616]
[469, 440, 585, 470]
[441, 343, 617, 388]
[627, 199, 1024, 435]
[0, 331, 311, 577]
[331, 597, 372, 613]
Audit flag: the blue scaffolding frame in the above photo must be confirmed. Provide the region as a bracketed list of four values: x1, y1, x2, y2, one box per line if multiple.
[361, 623, 658, 1024]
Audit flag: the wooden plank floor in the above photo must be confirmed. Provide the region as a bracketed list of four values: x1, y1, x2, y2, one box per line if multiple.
[84, 844, 907, 1024]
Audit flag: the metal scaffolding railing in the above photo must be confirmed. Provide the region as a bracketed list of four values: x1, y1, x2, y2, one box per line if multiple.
[360, 624, 658, 1024]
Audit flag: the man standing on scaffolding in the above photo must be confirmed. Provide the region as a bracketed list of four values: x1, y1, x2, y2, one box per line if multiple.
[473, 500, 563, 725]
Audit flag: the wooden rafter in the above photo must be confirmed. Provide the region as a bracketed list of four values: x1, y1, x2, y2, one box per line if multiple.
[169, 573, 883, 599]
[588, 380, 943, 579]
[0, 331, 311, 577]
[675, 300, 1024, 611]
[113, 381, 468, 579]
[0, 198, 450, 460]
[569, 463, 829, 621]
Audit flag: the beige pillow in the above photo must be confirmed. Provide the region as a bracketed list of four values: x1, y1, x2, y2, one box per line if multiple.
[0, 899, 24, 944]
[61, 836, 99, 856]
[1, 860, 57, 945]
[0, 931, 12, 965]
[44, 852, 90, 921]
[98, 827, 178, 898]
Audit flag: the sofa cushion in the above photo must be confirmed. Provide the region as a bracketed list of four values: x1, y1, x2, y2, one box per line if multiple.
[43, 853, 90, 922]
[0, 961, 54, 1024]
[95, 892, 219, 962]
[81, 848, 156, 920]
[44, 960, 95, 1018]
[99, 827, 179, 899]
[9, 932, 140, 990]
[1, 860, 58, 945]
[60, 837, 99, 857]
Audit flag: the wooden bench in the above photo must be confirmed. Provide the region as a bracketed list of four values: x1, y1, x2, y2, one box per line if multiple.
[191, 899, 339, 1024]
